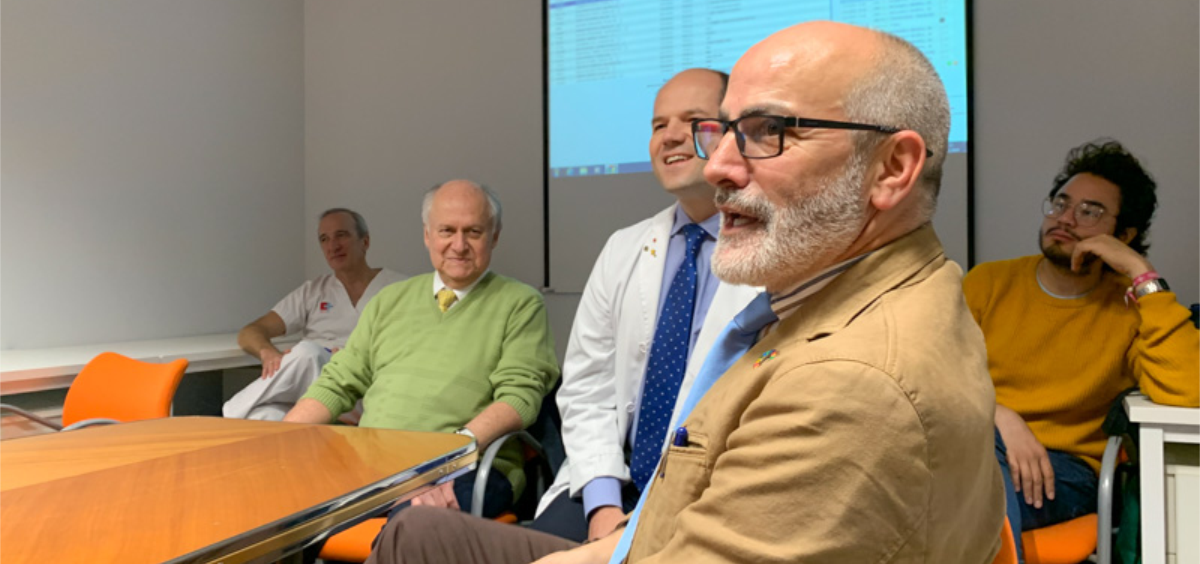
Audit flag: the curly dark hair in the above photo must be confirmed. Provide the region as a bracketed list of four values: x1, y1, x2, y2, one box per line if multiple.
[1049, 138, 1157, 255]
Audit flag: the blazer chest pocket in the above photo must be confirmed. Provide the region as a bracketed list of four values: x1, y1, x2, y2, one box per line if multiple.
[629, 431, 712, 559]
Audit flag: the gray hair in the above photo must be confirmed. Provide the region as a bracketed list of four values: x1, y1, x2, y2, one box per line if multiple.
[319, 207, 369, 238]
[843, 30, 951, 220]
[420, 180, 503, 233]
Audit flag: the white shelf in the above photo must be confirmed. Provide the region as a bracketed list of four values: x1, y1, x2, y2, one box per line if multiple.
[1125, 393, 1200, 427]
[0, 333, 298, 395]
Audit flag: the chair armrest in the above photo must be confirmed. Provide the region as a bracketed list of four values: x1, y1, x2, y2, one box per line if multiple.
[0, 403, 63, 431]
[471, 430, 551, 518]
[62, 418, 121, 431]
[1096, 434, 1123, 564]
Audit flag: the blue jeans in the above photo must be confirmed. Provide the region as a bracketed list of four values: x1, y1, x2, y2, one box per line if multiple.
[994, 428, 1098, 564]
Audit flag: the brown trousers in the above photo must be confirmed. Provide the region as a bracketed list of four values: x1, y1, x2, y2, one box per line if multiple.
[365, 506, 579, 564]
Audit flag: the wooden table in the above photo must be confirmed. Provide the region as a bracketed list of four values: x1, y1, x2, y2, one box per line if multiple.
[0, 417, 475, 563]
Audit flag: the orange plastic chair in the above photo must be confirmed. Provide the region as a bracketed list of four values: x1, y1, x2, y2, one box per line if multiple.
[998, 435, 1124, 564]
[1021, 513, 1098, 564]
[318, 455, 529, 563]
[993, 516, 1019, 564]
[317, 513, 519, 562]
[0, 352, 188, 431]
[318, 518, 386, 562]
[320, 386, 560, 562]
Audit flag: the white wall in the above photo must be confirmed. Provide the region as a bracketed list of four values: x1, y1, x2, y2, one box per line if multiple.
[0, 0, 306, 349]
[974, 1, 1199, 304]
[305, 0, 1200, 355]
[303, 0, 545, 286]
[3, 1, 1194, 355]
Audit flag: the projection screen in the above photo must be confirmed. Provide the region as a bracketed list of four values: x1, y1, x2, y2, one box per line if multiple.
[547, 0, 971, 290]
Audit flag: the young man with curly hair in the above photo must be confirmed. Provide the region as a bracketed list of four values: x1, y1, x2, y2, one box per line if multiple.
[963, 139, 1199, 561]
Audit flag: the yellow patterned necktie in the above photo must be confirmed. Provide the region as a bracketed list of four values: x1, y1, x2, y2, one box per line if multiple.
[436, 288, 458, 312]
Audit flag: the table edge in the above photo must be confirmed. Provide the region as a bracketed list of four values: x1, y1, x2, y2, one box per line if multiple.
[167, 441, 477, 564]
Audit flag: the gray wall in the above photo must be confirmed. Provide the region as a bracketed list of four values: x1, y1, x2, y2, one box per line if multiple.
[974, 1, 1199, 304]
[1, 0, 305, 349]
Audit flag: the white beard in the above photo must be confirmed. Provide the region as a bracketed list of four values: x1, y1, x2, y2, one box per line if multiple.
[712, 154, 869, 289]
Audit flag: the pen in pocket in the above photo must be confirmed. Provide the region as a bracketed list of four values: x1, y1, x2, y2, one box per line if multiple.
[661, 426, 688, 478]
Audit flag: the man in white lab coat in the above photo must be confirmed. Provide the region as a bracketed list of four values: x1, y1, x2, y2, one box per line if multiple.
[530, 68, 759, 542]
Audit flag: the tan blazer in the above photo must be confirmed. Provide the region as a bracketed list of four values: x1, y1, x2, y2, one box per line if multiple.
[627, 225, 1005, 563]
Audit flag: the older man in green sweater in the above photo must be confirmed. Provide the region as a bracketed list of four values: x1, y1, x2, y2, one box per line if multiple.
[284, 179, 559, 517]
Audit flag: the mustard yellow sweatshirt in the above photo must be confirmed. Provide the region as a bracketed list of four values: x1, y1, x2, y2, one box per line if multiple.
[964, 255, 1199, 472]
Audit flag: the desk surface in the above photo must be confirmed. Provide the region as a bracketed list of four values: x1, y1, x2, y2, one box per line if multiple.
[0, 333, 299, 395]
[1124, 393, 1200, 426]
[0, 417, 474, 564]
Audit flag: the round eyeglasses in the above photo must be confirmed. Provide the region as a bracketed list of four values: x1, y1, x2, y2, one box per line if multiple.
[1042, 196, 1113, 227]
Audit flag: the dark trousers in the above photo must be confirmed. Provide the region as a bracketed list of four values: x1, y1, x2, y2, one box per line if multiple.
[995, 428, 1098, 564]
[366, 506, 577, 564]
[527, 483, 641, 542]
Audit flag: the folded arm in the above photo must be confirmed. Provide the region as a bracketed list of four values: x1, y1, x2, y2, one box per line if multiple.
[239, 311, 288, 378]
[1128, 292, 1200, 407]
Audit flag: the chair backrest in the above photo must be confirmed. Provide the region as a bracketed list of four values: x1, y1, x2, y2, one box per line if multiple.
[508, 379, 564, 521]
[528, 378, 564, 474]
[61, 352, 188, 427]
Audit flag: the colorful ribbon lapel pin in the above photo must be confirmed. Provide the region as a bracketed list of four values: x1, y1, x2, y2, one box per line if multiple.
[753, 349, 778, 368]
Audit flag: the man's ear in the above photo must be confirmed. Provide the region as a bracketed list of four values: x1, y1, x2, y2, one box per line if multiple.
[867, 130, 925, 212]
[362, 234, 371, 251]
[490, 227, 501, 249]
[1117, 226, 1137, 245]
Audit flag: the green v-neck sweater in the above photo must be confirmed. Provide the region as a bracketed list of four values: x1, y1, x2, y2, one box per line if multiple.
[303, 271, 560, 499]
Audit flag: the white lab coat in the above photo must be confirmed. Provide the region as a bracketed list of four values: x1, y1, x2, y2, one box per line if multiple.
[538, 204, 760, 515]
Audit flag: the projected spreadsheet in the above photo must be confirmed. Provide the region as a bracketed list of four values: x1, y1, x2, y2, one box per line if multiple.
[548, 0, 968, 176]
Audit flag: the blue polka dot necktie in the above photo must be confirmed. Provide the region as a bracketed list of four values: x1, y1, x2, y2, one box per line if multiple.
[630, 223, 706, 492]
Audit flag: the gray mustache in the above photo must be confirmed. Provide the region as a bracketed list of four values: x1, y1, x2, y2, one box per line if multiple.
[715, 188, 772, 222]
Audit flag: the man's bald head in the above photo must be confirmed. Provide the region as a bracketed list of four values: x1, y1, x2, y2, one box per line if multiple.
[705, 21, 950, 290]
[731, 22, 883, 109]
[729, 21, 949, 217]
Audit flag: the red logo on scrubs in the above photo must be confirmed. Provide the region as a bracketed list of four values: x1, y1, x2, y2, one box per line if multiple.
[319, 302, 331, 311]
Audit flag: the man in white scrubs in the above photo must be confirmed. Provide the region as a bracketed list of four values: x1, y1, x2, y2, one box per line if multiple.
[223, 208, 405, 421]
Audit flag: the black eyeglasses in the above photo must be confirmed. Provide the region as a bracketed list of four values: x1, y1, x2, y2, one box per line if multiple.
[691, 115, 932, 160]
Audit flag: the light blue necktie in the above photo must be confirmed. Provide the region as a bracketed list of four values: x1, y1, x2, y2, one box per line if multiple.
[609, 292, 777, 564]
[629, 224, 706, 492]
